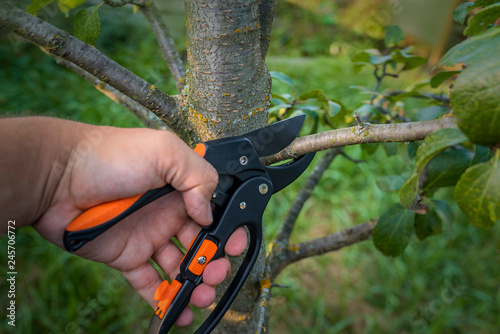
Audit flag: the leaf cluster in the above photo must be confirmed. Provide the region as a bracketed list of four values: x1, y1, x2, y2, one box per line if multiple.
[373, 4, 500, 257]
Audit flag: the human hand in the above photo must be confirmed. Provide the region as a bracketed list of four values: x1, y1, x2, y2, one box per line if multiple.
[30, 121, 248, 326]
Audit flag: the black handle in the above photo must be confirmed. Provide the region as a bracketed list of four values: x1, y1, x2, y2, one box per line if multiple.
[64, 184, 175, 252]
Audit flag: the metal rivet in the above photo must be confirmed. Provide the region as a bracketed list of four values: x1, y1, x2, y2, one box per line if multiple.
[259, 184, 268, 194]
[212, 192, 217, 199]
[239, 202, 246, 209]
[198, 256, 207, 265]
[239, 156, 248, 165]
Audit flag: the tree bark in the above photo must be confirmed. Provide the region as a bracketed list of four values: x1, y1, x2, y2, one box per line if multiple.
[184, 0, 271, 141]
[183, 1, 273, 332]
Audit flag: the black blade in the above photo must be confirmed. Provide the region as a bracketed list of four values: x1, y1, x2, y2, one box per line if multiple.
[242, 115, 306, 157]
[265, 152, 315, 193]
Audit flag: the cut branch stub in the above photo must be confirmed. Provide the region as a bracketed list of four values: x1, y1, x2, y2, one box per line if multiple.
[185, 0, 271, 140]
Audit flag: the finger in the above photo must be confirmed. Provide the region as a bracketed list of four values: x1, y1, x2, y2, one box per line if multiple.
[157, 132, 218, 226]
[225, 226, 248, 256]
[151, 241, 185, 279]
[202, 257, 231, 286]
[122, 262, 162, 309]
[190, 283, 216, 309]
[175, 307, 194, 327]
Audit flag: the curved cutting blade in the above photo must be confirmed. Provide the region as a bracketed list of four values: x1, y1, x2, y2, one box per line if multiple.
[242, 115, 306, 157]
[265, 152, 315, 193]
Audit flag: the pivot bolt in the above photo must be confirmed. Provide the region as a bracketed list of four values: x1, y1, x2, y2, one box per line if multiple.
[259, 183, 268, 194]
[239, 156, 248, 165]
[239, 202, 246, 209]
[198, 256, 207, 265]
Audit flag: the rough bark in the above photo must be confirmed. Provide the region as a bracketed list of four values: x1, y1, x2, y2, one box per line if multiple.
[182, 1, 274, 332]
[184, 0, 271, 141]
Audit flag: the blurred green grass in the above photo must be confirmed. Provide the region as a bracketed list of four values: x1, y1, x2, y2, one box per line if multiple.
[1, 3, 499, 334]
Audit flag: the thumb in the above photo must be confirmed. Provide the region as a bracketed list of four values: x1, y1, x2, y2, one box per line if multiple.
[159, 133, 217, 226]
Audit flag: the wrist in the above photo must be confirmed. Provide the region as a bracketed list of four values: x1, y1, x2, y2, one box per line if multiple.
[0, 117, 88, 230]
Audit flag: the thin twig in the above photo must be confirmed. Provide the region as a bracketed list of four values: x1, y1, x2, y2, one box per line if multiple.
[102, 0, 147, 8]
[274, 220, 377, 279]
[255, 281, 271, 334]
[261, 116, 457, 165]
[140, 1, 186, 92]
[273, 149, 341, 246]
[339, 151, 364, 164]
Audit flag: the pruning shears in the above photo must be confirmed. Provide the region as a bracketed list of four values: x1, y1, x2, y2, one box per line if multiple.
[63, 115, 315, 333]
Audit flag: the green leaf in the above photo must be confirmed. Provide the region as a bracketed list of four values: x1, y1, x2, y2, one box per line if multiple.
[471, 145, 493, 164]
[298, 89, 343, 121]
[423, 148, 474, 190]
[59, 0, 87, 15]
[415, 210, 442, 240]
[392, 50, 427, 70]
[399, 128, 468, 208]
[351, 51, 371, 73]
[473, 0, 500, 9]
[451, 47, 500, 146]
[328, 100, 342, 117]
[455, 151, 500, 228]
[270, 71, 294, 89]
[27, 0, 55, 15]
[415, 106, 449, 121]
[373, 204, 415, 257]
[432, 199, 454, 238]
[438, 27, 500, 68]
[465, 3, 500, 36]
[299, 89, 328, 103]
[74, 5, 101, 45]
[349, 85, 384, 96]
[384, 25, 406, 47]
[369, 54, 394, 65]
[376, 175, 407, 192]
[453, 2, 475, 24]
[430, 71, 461, 88]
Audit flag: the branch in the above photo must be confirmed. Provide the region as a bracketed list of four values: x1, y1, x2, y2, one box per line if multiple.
[102, 0, 147, 7]
[273, 220, 377, 279]
[255, 280, 271, 334]
[258, 0, 277, 59]
[0, 2, 194, 141]
[262, 116, 457, 164]
[50, 54, 169, 130]
[272, 149, 342, 246]
[140, 1, 186, 92]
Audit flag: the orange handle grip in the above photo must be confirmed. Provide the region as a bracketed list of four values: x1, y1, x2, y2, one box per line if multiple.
[64, 183, 175, 252]
[66, 194, 143, 232]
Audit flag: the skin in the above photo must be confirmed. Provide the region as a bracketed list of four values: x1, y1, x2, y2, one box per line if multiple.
[0, 117, 247, 326]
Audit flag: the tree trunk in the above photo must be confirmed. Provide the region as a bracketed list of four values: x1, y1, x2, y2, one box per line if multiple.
[184, 0, 270, 141]
[184, 0, 271, 332]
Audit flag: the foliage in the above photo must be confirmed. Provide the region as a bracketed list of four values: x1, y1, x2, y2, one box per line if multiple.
[271, 4, 500, 257]
[74, 4, 102, 45]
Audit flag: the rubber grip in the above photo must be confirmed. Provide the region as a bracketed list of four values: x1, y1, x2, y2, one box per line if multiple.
[64, 184, 175, 252]
[66, 195, 143, 232]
